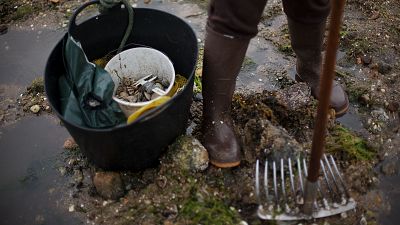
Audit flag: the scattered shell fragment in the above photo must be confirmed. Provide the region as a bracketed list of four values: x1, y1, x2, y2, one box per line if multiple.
[115, 76, 169, 103]
[30, 105, 40, 113]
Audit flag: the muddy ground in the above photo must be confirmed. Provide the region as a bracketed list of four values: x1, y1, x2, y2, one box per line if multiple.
[0, 0, 399, 224]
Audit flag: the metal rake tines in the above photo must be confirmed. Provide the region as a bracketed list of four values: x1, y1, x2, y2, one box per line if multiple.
[255, 154, 356, 220]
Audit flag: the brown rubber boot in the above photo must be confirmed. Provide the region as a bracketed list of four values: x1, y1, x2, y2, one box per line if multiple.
[288, 18, 349, 117]
[201, 28, 250, 168]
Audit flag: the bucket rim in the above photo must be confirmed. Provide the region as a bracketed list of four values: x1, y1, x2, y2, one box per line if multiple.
[106, 47, 176, 108]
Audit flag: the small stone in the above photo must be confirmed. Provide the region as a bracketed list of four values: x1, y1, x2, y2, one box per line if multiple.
[170, 136, 209, 172]
[102, 201, 110, 206]
[380, 88, 386, 93]
[93, 172, 125, 200]
[30, 105, 40, 114]
[63, 137, 78, 150]
[68, 158, 77, 166]
[239, 221, 248, 225]
[341, 212, 348, 219]
[50, 0, 60, 3]
[360, 215, 367, 225]
[144, 0, 151, 4]
[387, 101, 399, 112]
[194, 93, 203, 101]
[377, 61, 392, 74]
[372, 176, 379, 185]
[68, 205, 75, 212]
[361, 54, 372, 65]
[162, 205, 178, 219]
[58, 167, 67, 176]
[156, 176, 167, 188]
[371, 108, 389, 122]
[358, 94, 370, 105]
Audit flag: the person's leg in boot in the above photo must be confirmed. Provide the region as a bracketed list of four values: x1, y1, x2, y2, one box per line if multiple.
[283, 0, 349, 117]
[202, 0, 268, 168]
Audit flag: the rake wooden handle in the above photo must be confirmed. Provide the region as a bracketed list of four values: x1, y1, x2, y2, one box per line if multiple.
[307, 0, 346, 183]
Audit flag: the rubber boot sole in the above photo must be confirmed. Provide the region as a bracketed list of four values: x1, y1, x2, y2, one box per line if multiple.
[210, 160, 240, 168]
[333, 95, 349, 118]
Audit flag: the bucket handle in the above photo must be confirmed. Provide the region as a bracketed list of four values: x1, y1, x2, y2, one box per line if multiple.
[68, 0, 133, 54]
[68, 0, 101, 34]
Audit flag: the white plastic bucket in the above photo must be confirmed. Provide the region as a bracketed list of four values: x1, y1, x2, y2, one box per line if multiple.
[105, 47, 175, 117]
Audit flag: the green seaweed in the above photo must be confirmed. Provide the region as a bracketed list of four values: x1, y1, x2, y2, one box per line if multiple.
[326, 125, 375, 161]
[12, 4, 34, 20]
[242, 56, 257, 68]
[277, 43, 293, 54]
[27, 77, 44, 95]
[180, 187, 240, 225]
[194, 47, 204, 93]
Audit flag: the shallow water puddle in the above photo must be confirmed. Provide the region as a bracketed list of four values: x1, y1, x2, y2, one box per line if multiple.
[0, 115, 80, 225]
[0, 29, 63, 86]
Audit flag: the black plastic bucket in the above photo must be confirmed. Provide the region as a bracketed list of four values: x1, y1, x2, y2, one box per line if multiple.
[44, 2, 198, 170]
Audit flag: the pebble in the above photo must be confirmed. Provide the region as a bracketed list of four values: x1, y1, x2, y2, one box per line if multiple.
[359, 93, 370, 105]
[171, 136, 209, 172]
[156, 176, 167, 188]
[341, 212, 348, 219]
[68, 205, 75, 212]
[63, 137, 78, 150]
[239, 221, 248, 225]
[73, 169, 84, 186]
[194, 93, 203, 101]
[361, 54, 372, 65]
[162, 204, 178, 219]
[58, 167, 67, 176]
[360, 215, 367, 225]
[93, 171, 125, 200]
[377, 61, 392, 74]
[387, 101, 399, 112]
[371, 108, 389, 121]
[30, 105, 41, 114]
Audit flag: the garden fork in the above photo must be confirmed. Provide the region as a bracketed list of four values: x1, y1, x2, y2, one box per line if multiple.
[254, 0, 356, 220]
